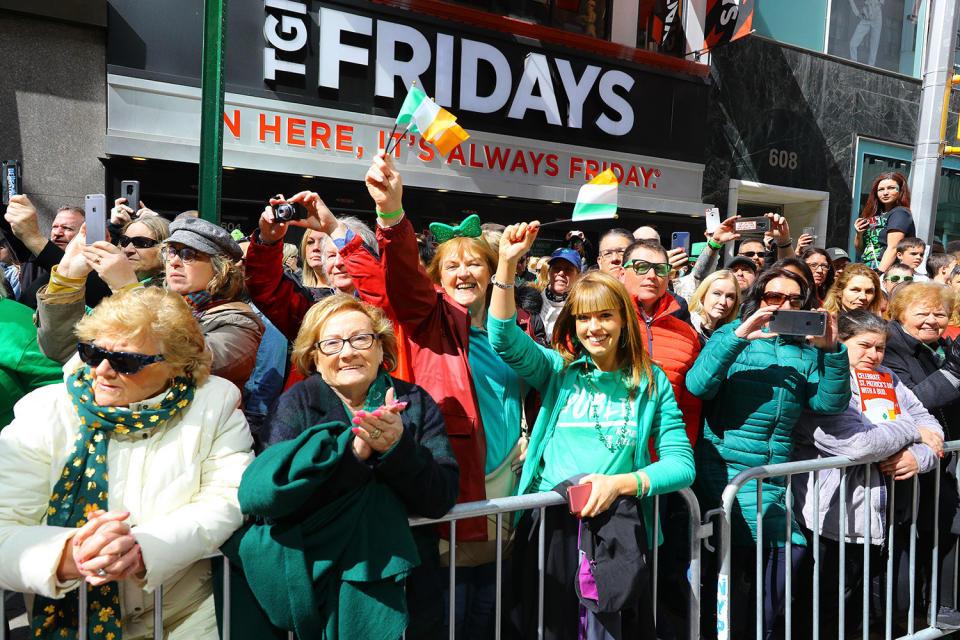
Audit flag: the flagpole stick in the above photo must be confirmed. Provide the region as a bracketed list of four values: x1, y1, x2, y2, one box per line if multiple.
[386, 124, 413, 155]
[537, 214, 619, 229]
[383, 122, 400, 154]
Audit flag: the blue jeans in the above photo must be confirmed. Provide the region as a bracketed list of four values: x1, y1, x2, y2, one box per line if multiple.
[442, 562, 497, 640]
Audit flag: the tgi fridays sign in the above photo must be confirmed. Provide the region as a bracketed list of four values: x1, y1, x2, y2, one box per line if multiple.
[106, 75, 704, 206]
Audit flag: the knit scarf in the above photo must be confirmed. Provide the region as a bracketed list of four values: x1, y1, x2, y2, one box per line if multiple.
[181, 290, 226, 318]
[31, 366, 196, 640]
[340, 368, 394, 418]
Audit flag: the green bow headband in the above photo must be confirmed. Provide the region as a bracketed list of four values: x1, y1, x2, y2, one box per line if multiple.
[429, 214, 482, 244]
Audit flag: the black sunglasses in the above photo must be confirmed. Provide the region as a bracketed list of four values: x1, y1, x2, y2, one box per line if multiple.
[118, 235, 159, 249]
[162, 245, 202, 264]
[77, 342, 165, 375]
[738, 251, 763, 258]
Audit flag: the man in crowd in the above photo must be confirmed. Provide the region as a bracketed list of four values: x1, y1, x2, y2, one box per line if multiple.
[540, 247, 581, 337]
[882, 263, 915, 297]
[728, 255, 758, 292]
[596, 228, 633, 277]
[737, 237, 767, 271]
[633, 225, 660, 242]
[619, 238, 702, 445]
[3, 195, 110, 308]
[827, 247, 851, 275]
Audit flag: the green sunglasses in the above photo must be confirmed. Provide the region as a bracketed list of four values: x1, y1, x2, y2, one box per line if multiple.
[623, 260, 672, 278]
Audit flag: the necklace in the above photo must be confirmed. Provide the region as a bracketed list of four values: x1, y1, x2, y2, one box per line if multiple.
[584, 371, 632, 452]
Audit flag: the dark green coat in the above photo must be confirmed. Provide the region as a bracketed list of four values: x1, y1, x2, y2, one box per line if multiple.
[686, 320, 850, 546]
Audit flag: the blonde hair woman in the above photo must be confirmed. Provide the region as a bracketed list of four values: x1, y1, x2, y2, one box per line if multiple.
[824, 262, 883, 316]
[0, 287, 253, 640]
[298, 229, 328, 288]
[229, 293, 458, 638]
[688, 269, 741, 342]
[489, 221, 694, 639]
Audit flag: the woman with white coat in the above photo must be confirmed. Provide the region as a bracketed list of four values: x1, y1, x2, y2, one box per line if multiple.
[0, 286, 253, 640]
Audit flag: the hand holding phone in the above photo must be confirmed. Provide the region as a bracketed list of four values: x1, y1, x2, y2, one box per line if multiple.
[734, 217, 771, 233]
[2, 160, 20, 205]
[568, 482, 592, 515]
[768, 309, 827, 337]
[84, 194, 107, 244]
[671, 231, 691, 255]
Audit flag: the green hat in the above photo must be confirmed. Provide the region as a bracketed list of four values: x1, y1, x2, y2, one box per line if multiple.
[690, 242, 707, 259]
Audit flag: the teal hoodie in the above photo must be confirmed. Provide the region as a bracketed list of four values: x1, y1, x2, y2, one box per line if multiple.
[0, 298, 62, 428]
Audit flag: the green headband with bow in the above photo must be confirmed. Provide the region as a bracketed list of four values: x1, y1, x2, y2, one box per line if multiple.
[429, 214, 482, 244]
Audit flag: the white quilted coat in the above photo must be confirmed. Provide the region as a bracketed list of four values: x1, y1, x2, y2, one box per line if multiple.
[0, 368, 254, 639]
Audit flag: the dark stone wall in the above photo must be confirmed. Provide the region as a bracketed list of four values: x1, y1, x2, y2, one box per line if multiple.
[0, 10, 106, 230]
[704, 35, 959, 248]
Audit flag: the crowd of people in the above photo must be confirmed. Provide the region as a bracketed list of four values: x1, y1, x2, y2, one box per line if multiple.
[0, 161, 958, 640]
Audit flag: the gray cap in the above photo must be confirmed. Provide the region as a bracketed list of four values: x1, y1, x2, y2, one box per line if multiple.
[826, 247, 850, 262]
[167, 217, 242, 261]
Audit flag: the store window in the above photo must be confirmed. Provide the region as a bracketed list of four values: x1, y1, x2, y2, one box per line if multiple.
[445, 0, 612, 40]
[635, 0, 686, 58]
[934, 167, 960, 245]
[826, 0, 923, 75]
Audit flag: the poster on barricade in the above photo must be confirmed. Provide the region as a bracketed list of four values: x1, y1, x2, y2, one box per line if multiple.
[854, 370, 900, 421]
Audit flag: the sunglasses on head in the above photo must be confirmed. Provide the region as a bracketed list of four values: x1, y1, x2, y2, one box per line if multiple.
[762, 291, 804, 306]
[118, 235, 159, 249]
[622, 260, 672, 277]
[162, 245, 202, 264]
[77, 342, 165, 375]
[885, 274, 914, 283]
[738, 251, 763, 258]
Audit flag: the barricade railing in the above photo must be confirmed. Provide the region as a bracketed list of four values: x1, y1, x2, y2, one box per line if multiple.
[1, 487, 706, 640]
[713, 440, 960, 640]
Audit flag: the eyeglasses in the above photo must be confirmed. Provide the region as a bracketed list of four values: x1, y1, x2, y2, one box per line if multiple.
[762, 291, 804, 306]
[162, 245, 202, 264]
[738, 251, 763, 258]
[118, 235, 159, 249]
[884, 274, 914, 283]
[599, 248, 626, 260]
[807, 263, 830, 272]
[77, 342, 165, 375]
[622, 260, 672, 277]
[315, 333, 379, 356]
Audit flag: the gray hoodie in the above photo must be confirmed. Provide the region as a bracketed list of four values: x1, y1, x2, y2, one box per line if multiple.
[792, 365, 942, 545]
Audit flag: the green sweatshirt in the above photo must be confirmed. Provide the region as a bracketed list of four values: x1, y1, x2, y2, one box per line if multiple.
[0, 298, 63, 428]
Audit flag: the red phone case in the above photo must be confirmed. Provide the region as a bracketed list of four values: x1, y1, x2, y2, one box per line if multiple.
[568, 482, 593, 514]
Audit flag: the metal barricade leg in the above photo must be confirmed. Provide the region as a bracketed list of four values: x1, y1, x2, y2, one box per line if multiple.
[450, 520, 457, 640]
[222, 556, 231, 640]
[153, 586, 163, 640]
[0, 589, 6, 640]
[839, 468, 847, 640]
[78, 582, 87, 640]
[886, 477, 895, 640]
[813, 470, 821, 640]
[909, 475, 919, 636]
[495, 513, 503, 640]
[652, 494, 659, 628]
[679, 488, 702, 640]
[537, 507, 545, 640]
[785, 474, 793, 640]
[756, 481, 763, 640]
[930, 460, 941, 628]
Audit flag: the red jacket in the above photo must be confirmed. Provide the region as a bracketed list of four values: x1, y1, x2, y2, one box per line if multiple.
[351, 217, 537, 541]
[634, 293, 703, 447]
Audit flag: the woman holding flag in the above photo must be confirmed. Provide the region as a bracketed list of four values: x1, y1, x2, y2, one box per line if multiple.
[363, 149, 537, 639]
[487, 219, 693, 640]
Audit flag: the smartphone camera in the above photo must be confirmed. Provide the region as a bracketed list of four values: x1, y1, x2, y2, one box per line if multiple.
[273, 202, 307, 222]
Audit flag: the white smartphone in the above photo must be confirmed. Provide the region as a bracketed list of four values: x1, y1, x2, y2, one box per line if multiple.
[705, 207, 721, 233]
[84, 194, 107, 244]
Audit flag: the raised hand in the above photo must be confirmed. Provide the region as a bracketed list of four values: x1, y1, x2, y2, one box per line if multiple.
[4, 194, 44, 250]
[795, 233, 814, 253]
[365, 151, 403, 217]
[808, 308, 838, 352]
[734, 304, 781, 341]
[57, 227, 92, 279]
[110, 198, 134, 226]
[764, 212, 791, 244]
[711, 215, 742, 246]
[351, 387, 406, 459]
[84, 240, 137, 291]
[283, 191, 340, 236]
[258, 200, 289, 245]
[500, 221, 540, 263]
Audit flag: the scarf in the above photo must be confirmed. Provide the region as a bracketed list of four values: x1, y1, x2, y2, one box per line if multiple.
[544, 287, 568, 304]
[31, 366, 196, 640]
[181, 290, 226, 318]
[340, 368, 394, 418]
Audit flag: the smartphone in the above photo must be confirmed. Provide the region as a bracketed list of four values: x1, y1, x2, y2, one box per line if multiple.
[671, 231, 691, 254]
[768, 310, 826, 337]
[568, 482, 592, 515]
[2, 159, 20, 205]
[865, 215, 882, 228]
[120, 180, 140, 214]
[802, 226, 816, 239]
[705, 207, 721, 233]
[734, 216, 771, 233]
[84, 194, 107, 244]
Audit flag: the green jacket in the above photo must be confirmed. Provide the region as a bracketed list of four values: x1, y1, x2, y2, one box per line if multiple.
[236, 420, 420, 640]
[487, 313, 695, 543]
[0, 298, 62, 428]
[686, 320, 851, 546]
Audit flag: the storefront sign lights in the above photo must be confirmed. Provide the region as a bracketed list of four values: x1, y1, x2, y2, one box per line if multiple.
[263, 2, 637, 137]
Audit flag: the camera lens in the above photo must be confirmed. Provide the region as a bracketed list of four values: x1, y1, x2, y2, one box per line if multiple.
[274, 202, 295, 221]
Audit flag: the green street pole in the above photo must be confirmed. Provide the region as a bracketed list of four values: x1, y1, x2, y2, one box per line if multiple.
[198, 0, 227, 223]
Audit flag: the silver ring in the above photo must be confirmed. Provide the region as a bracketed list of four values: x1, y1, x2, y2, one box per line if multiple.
[96, 568, 108, 577]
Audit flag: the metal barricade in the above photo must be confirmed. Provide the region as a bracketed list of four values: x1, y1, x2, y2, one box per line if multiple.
[1, 487, 706, 640]
[713, 440, 960, 640]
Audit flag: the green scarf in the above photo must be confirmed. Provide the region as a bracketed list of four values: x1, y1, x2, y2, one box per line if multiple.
[31, 365, 196, 640]
[340, 368, 394, 418]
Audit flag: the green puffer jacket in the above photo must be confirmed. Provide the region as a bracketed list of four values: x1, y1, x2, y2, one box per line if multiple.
[686, 320, 851, 547]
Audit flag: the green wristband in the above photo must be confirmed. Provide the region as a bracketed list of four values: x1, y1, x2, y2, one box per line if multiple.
[377, 207, 404, 219]
[632, 471, 644, 498]
[707, 239, 723, 250]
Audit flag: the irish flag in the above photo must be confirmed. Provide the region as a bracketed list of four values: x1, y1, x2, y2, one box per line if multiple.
[572, 169, 619, 221]
[395, 85, 469, 156]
